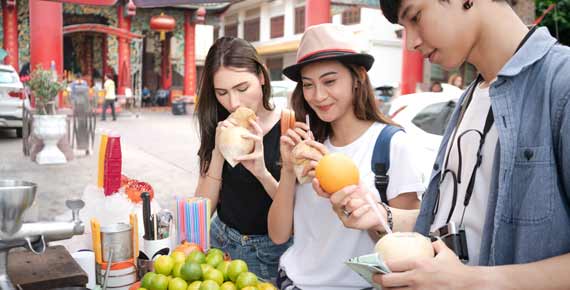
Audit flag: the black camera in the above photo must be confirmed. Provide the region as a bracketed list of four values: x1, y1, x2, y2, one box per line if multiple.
[430, 221, 469, 263]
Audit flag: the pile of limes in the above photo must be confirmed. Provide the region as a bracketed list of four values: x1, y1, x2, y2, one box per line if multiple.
[137, 247, 277, 290]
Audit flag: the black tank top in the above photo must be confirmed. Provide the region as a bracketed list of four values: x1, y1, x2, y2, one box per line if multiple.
[217, 120, 281, 235]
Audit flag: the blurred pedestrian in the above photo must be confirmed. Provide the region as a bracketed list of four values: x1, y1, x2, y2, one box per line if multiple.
[102, 73, 116, 121]
[448, 73, 464, 89]
[430, 81, 443, 92]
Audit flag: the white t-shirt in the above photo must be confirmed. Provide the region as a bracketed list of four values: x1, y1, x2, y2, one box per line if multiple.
[280, 122, 425, 290]
[430, 83, 498, 266]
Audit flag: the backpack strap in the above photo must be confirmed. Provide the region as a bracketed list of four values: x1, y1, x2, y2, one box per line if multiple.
[371, 125, 403, 203]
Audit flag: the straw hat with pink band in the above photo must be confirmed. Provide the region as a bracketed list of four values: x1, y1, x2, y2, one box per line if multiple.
[283, 23, 375, 82]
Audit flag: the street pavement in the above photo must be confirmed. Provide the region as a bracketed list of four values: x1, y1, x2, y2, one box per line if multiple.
[0, 108, 201, 221]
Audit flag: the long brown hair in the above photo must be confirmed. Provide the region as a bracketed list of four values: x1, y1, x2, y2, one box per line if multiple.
[291, 61, 398, 142]
[196, 37, 273, 175]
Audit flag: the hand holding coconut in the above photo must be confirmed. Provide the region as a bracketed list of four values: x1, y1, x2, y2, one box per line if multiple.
[280, 116, 326, 184]
[373, 238, 473, 290]
[217, 107, 257, 167]
[217, 107, 273, 179]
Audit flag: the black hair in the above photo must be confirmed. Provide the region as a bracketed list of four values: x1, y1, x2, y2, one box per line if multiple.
[380, 0, 401, 24]
[380, 0, 507, 24]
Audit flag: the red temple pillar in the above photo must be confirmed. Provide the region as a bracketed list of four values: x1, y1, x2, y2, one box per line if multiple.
[102, 35, 108, 77]
[2, 0, 19, 70]
[400, 31, 424, 95]
[305, 0, 330, 28]
[30, 0, 63, 106]
[86, 36, 93, 83]
[117, 5, 132, 95]
[161, 35, 172, 90]
[183, 12, 196, 97]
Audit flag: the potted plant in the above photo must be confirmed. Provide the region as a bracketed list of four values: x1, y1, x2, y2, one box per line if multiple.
[28, 66, 67, 165]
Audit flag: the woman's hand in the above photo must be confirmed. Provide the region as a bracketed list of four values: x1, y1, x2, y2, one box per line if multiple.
[214, 116, 238, 155]
[297, 139, 327, 180]
[315, 182, 386, 231]
[234, 117, 269, 178]
[280, 122, 312, 171]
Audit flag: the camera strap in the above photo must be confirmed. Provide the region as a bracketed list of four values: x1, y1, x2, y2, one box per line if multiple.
[431, 26, 538, 226]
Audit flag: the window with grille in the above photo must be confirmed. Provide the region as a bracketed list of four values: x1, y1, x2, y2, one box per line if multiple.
[270, 15, 285, 39]
[295, 6, 305, 34]
[266, 57, 284, 81]
[225, 23, 238, 38]
[342, 7, 361, 25]
[244, 18, 260, 42]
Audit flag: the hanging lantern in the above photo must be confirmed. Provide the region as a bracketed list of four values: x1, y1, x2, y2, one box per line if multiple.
[195, 7, 206, 24]
[150, 13, 176, 41]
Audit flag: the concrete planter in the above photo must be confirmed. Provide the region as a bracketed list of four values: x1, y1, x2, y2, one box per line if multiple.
[33, 115, 67, 165]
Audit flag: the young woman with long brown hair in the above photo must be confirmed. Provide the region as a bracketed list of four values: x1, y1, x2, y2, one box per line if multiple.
[195, 36, 291, 282]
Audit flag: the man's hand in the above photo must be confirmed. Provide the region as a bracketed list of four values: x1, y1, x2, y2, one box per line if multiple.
[373, 239, 482, 290]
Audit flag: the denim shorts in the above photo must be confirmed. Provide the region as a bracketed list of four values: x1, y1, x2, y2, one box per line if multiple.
[210, 216, 292, 281]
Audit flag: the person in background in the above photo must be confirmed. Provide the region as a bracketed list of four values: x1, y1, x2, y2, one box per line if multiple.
[142, 86, 152, 107]
[194, 36, 291, 282]
[430, 81, 443, 92]
[448, 73, 464, 89]
[102, 73, 116, 121]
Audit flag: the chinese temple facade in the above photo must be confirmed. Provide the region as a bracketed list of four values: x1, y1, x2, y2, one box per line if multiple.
[0, 0, 231, 104]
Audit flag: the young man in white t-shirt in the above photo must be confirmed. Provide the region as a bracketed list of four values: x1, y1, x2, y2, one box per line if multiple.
[333, 0, 570, 289]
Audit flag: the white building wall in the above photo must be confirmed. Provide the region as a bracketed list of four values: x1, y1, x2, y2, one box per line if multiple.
[284, 0, 295, 38]
[220, 1, 404, 87]
[260, 3, 270, 42]
[195, 24, 214, 64]
[238, 10, 246, 39]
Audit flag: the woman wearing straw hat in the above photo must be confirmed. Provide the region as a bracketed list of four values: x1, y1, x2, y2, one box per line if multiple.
[195, 37, 291, 282]
[267, 23, 425, 290]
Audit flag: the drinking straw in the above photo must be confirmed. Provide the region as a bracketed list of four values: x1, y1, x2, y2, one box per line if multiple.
[364, 193, 392, 235]
[305, 114, 313, 140]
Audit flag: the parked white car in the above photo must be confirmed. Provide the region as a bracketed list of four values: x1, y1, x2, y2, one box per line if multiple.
[270, 79, 297, 109]
[388, 90, 462, 184]
[0, 64, 28, 137]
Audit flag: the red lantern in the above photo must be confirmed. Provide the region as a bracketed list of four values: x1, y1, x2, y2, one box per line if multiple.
[195, 7, 206, 24]
[150, 13, 176, 41]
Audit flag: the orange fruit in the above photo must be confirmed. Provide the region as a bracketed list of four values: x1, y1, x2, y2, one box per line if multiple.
[187, 281, 201, 290]
[199, 280, 220, 290]
[227, 260, 248, 282]
[168, 277, 188, 290]
[174, 242, 203, 256]
[154, 255, 174, 276]
[235, 272, 258, 289]
[203, 268, 224, 286]
[315, 153, 359, 195]
[186, 251, 206, 264]
[220, 281, 237, 290]
[151, 274, 169, 290]
[180, 261, 202, 282]
[171, 251, 186, 265]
